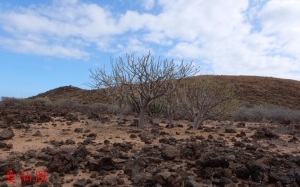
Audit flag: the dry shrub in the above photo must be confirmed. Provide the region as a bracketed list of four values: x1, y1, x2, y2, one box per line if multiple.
[53, 99, 76, 108]
[1, 97, 22, 106]
[107, 104, 132, 114]
[232, 105, 300, 123]
[90, 103, 109, 111]
[44, 102, 55, 109]
[232, 106, 264, 122]
[72, 103, 87, 110]
[0, 101, 5, 109]
[27, 97, 50, 107]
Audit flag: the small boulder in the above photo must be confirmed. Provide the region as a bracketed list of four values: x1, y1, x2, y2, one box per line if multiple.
[73, 179, 86, 187]
[155, 171, 183, 187]
[196, 151, 229, 168]
[235, 164, 250, 179]
[246, 160, 268, 183]
[225, 128, 237, 133]
[161, 145, 181, 160]
[0, 129, 14, 140]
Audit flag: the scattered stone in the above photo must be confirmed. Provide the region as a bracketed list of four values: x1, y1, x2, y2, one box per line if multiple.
[225, 128, 237, 133]
[0, 161, 22, 175]
[0, 141, 6, 148]
[236, 122, 246, 128]
[24, 149, 36, 159]
[0, 129, 14, 140]
[47, 152, 78, 173]
[72, 145, 88, 162]
[40, 114, 52, 122]
[130, 134, 137, 139]
[74, 128, 83, 133]
[131, 171, 153, 184]
[155, 171, 183, 187]
[234, 141, 245, 148]
[269, 167, 295, 185]
[66, 139, 76, 145]
[235, 164, 250, 179]
[196, 151, 229, 168]
[87, 157, 115, 171]
[252, 128, 279, 139]
[33, 131, 42, 137]
[161, 145, 181, 160]
[5, 143, 12, 149]
[73, 179, 86, 187]
[246, 160, 268, 183]
[37, 153, 52, 161]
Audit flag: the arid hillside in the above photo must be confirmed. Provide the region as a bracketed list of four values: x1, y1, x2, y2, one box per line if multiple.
[30, 75, 300, 110]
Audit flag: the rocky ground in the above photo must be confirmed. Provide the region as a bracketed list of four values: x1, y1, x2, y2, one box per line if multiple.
[1, 106, 300, 187]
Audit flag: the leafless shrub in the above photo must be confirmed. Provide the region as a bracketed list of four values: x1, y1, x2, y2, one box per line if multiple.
[232, 106, 264, 122]
[292, 111, 300, 123]
[53, 99, 76, 108]
[27, 97, 50, 107]
[72, 103, 87, 110]
[178, 78, 236, 130]
[44, 102, 55, 109]
[264, 108, 290, 122]
[107, 104, 132, 115]
[0, 101, 5, 109]
[89, 103, 109, 111]
[1, 97, 22, 107]
[232, 106, 300, 123]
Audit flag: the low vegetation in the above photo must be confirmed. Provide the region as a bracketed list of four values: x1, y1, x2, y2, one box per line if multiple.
[232, 105, 300, 123]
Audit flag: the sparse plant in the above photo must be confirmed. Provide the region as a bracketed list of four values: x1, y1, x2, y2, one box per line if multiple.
[90, 103, 109, 111]
[232, 105, 300, 123]
[178, 78, 236, 130]
[0, 101, 5, 109]
[147, 97, 167, 116]
[88, 52, 200, 128]
[161, 87, 181, 128]
[27, 97, 50, 107]
[87, 59, 131, 121]
[53, 99, 76, 108]
[1, 97, 21, 107]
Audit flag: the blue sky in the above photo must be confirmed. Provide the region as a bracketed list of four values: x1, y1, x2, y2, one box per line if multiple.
[0, 0, 300, 98]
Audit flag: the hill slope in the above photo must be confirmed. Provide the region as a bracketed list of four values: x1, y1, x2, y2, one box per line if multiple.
[29, 75, 300, 110]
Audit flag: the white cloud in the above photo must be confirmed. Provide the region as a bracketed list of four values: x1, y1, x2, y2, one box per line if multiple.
[0, 0, 299, 80]
[259, 0, 300, 58]
[0, 37, 88, 59]
[116, 37, 153, 56]
[141, 0, 155, 10]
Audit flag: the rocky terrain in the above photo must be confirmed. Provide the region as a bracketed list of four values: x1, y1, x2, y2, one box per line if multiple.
[1, 105, 300, 187]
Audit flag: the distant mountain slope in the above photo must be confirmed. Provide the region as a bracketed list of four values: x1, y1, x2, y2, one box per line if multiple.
[29, 75, 300, 110]
[29, 85, 110, 105]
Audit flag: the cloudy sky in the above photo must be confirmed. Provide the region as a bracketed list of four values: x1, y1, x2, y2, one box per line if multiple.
[0, 0, 299, 98]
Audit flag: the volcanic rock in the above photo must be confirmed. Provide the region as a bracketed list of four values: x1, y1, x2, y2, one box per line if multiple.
[161, 145, 181, 160]
[0, 129, 14, 140]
